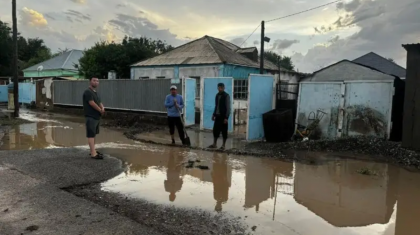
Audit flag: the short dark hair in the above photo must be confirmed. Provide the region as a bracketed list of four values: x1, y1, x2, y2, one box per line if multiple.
[217, 83, 225, 88]
[90, 77, 99, 81]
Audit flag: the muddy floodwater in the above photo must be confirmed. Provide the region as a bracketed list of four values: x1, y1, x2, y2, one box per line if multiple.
[2, 112, 420, 235]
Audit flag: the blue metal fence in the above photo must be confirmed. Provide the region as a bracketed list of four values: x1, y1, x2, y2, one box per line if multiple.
[0, 86, 7, 102]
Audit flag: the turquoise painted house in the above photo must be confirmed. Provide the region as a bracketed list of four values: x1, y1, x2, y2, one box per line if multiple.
[23, 49, 84, 79]
[130, 35, 280, 100]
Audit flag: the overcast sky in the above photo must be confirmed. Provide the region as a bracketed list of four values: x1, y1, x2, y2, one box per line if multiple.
[0, 0, 418, 72]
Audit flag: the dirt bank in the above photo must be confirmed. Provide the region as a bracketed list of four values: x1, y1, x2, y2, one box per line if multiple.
[66, 184, 249, 235]
[245, 137, 420, 169]
[126, 132, 420, 170]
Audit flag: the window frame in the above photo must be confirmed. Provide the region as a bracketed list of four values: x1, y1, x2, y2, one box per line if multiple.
[234, 79, 249, 100]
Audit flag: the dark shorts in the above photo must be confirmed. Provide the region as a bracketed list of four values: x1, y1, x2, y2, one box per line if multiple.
[213, 115, 228, 140]
[85, 117, 100, 138]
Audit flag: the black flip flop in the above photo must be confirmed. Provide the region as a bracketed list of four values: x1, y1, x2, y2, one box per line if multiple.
[91, 155, 104, 160]
[219, 146, 225, 151]
[89, 151, 103, 156]
[207, 145, 217, 149]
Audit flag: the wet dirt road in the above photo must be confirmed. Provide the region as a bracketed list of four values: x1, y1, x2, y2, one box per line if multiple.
[2, 112, 420, 235]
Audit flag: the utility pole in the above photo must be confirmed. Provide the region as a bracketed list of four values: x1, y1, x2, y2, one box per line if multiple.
[259, 20, 265, 74]
[12, 0, 19, 117]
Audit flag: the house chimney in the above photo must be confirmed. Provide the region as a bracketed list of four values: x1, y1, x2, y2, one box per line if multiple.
[402, 44, 420, 149]
[237, 47, 258, 62]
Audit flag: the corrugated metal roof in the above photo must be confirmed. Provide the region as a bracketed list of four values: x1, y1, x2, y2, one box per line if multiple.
[23, 49, 83, 71]
[353, 52, 406, 78]
[132, 36, 282, 71]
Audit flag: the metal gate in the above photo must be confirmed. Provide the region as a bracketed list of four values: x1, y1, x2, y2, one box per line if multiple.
[200, 77, 234, 132]
[276, 82, 299, 121]
[247, 74, 274, 140]
[183, 78, 196, 126]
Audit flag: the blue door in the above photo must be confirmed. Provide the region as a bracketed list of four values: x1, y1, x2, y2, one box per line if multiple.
[183, 78, 196, 126]
[201, 77, 234, 132]
[247, 74, 274, 140]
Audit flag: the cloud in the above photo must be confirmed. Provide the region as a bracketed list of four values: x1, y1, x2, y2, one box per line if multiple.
[292, 0, 419, 73]
[337, 0, 362, 12]
[116, 3, 128, 8]
[108, 13, 186, 46]
[66, 16, 73, 23]
[45, 14, 56, 21]
[253, 40, 259, 45]
[65, 10, 91, 21]
[70, 0, 86, 4]
[20, 7, 48, 27]
[271, 39, 300, 51]
[229, 38, 245, 47]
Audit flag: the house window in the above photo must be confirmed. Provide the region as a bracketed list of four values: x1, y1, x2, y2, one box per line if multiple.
[157, 76, 165, 79]
[140, 76, 149, 79]
[234, 79, 248, 100]
[190, 76, 201, 99]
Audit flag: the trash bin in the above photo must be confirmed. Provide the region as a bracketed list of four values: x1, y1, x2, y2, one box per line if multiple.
[7, 82, 14, 110]
[262, 109, 294, 142]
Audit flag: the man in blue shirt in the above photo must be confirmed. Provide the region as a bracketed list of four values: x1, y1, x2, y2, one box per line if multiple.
[164, 85, 186, 145]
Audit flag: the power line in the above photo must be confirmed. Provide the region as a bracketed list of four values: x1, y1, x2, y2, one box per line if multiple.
[239, 0, 342, 47]
[266, 0, 343, 23]
[239, 23, 260, 47]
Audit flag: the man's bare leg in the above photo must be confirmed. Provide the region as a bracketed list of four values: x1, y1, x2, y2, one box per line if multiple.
[208, 138, 218, 148]
[221, 138, 227, 150]
[88, 138, 97, 156]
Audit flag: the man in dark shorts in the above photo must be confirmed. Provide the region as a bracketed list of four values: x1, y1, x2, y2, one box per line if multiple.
[164, 85, 186, 145]
[83, 77, 105, 159]
[209, 83, 231, 150]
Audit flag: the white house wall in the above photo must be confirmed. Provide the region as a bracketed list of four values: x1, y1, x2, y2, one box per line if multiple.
[179, 66, 219, 78]
[132, 67, 174, 79]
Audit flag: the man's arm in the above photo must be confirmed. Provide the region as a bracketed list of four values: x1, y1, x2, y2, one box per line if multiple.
[225, 94, 231, 119]
[84, 92, 102, 113]
[89, 100, 102, 113]
[213, 95, 217, 117]
[178, 96, 184, 109]
[164, 96, 173, 108]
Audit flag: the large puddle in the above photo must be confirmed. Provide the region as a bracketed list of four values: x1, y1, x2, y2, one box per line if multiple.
[2, 112, 420, 235]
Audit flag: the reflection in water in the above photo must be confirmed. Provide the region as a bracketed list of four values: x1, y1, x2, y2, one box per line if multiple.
[2, 112, 420, 234]
[294, 159, 397, 227]
[165, 149, 184, 202]
[212, 152, 231, 212]
[244, 157, 276, 212]
[0, 112, 136, 151]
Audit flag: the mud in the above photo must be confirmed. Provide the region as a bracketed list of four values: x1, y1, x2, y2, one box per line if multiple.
[245, 137, 420, 169]
[0, 113, 32, 126]
[66, 184, 248, 235]
[126, 131, 420, 169]
[4, 111, 420, 235]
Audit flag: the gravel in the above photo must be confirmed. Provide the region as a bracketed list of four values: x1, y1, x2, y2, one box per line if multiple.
[66, 184, 249, 235]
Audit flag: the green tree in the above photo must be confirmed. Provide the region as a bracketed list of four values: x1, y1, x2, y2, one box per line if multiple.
[24, 48, 52, 68]
[264, 51, 295, 71]
[0, 20, 52, 75]
[0, 21, 13, 76]
[79, 36, 174, 79]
